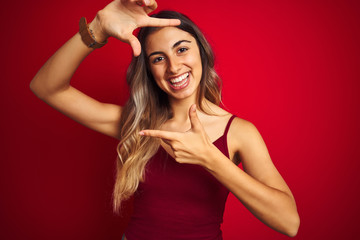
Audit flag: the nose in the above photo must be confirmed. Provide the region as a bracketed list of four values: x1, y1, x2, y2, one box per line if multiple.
[166, 56, 181, 75]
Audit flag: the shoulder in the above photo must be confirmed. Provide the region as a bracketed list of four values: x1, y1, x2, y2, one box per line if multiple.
[229, 117, 259, 139]
[227, 117, 264, 160]
[199, 101, 232, 126]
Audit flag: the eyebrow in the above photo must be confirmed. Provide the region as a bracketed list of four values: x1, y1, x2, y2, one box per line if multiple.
[148, 40, 192, 58]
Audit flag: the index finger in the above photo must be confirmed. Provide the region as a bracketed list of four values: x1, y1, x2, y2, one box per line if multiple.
[139, 129, 179, 141]
[144, 0, 158, 13]
[141, 17, 181, 28]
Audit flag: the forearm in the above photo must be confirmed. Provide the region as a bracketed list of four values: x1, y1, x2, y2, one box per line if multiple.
[206, 149, 299, 237]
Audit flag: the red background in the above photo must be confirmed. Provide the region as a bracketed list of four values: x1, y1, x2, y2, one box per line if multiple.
[1, 0, 359, 239]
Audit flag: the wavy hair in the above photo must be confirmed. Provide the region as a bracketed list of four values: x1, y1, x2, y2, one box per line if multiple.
[113, 11, 222, 213]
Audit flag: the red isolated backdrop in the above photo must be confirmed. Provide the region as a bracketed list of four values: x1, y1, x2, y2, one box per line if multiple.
[1, 0, 359, 239]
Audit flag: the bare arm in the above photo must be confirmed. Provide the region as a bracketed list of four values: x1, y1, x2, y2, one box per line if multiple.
[209, 118, 300, 237]
[30, 0, 180, 139]
[30, 31, 123, 138]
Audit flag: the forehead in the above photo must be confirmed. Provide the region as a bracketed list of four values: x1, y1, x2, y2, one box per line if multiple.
[145, 27, 195, 54]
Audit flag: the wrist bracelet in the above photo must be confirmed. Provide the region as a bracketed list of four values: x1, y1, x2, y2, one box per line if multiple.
[79, 17, 107, 49]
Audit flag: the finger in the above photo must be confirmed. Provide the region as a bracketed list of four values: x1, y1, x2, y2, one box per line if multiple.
[189, 104, 203, 132]
[175, 157, 200, 165]
[135, 0, 157, 14]
[142, 17, 181, 28]
[127, 34, 142, 56]
[144, 0, 157, 14]
[139, 129, 179, 141]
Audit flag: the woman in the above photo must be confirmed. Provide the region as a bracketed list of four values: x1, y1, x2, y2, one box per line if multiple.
[30, 0, 300, 239]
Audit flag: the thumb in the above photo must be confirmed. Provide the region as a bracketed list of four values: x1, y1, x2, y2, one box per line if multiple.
[127, 34, 142, 57]
[189, 104, 202, 132]
[112, 31, 142, 57]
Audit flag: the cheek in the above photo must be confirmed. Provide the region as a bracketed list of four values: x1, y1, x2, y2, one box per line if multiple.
[149, 66, 167, 90]
[150, 66, 163, 80]
[186, 50, 202, 68]
[187, 54, 202, 77]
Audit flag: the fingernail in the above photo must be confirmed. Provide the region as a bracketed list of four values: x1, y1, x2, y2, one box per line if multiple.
[192, 104, 197, 112]
[144, 0, 150, 5]
[139, 131, 145, 136]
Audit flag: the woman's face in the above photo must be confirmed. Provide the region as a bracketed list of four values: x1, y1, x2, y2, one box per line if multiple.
[145, 27, 202, 102]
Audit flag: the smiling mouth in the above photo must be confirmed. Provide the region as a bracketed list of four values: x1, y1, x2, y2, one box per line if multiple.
[168, 72, 190, 89]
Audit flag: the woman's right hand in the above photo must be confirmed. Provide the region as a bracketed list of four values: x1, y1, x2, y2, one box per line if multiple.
[89, 0, 181, 56]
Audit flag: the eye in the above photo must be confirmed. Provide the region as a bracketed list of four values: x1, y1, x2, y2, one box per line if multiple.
[177, 47, 188, 54]
[152, 56, 165, 64]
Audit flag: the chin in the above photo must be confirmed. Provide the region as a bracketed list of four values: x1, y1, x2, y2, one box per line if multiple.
[169, 82, 199, 101]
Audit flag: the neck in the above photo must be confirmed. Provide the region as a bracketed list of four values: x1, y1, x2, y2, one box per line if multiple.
[168, 94, 214, 124]
[168, 95, 197, 123]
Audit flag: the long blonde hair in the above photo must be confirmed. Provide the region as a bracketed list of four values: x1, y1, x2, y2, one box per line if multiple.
[113, 11, 222, 213]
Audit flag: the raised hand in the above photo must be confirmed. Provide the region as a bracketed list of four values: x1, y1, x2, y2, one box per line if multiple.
[140, 104, 221, 168]
[89, 0, 181, 56]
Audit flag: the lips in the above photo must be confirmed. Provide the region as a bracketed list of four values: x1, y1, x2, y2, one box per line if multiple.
[168, 72, 190, 90]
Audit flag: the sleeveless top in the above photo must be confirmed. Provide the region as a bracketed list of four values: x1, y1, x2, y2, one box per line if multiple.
[125, 115, 236, 240]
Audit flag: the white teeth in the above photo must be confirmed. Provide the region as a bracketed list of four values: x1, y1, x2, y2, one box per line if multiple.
[172, 79, 188, 87]
[170, 73, 189, 84]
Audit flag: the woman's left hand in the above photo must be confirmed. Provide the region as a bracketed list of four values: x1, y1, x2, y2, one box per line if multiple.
[140, 104, 219, 168]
